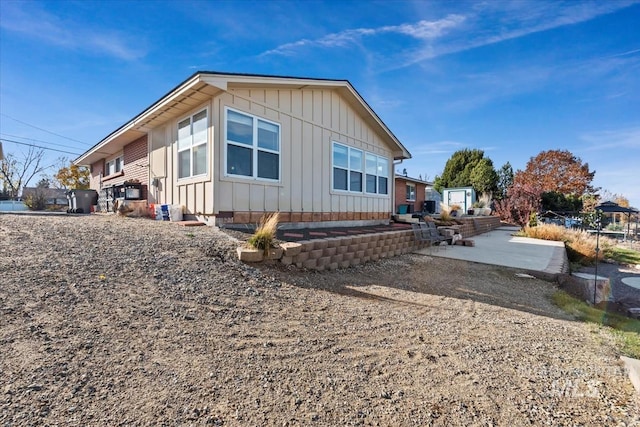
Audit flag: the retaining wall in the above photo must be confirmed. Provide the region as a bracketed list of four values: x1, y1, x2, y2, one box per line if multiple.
[276, 215, 503, 271]
[279, 229, 427, 271]
[455, 216, 502, 238]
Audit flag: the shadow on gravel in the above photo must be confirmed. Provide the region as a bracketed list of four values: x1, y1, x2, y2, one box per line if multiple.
[263, 255, 575, 322]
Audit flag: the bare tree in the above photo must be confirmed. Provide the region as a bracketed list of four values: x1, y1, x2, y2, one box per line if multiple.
[0, 147, 46, 199]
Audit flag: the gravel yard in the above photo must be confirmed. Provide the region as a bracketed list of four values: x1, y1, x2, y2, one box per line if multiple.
[1, 214, 638, 426]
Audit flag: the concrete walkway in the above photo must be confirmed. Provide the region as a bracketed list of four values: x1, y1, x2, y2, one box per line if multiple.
[414, 226, 569, 278]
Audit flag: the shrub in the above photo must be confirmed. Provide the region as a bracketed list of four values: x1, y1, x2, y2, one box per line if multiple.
[439, 210, 453, 222]
[247, 212, 280, 255]
[520, 223, 611, 265]
[494, 182, 541, 227]
[522, 223, 566, 241]
[23, 192, 46, 211]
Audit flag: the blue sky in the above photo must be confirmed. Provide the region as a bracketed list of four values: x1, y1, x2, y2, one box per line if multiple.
[1, 0, 639, 207]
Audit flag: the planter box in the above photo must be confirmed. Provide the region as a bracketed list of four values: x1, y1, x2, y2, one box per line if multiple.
[236, 247, 264, 262]
[266, 248, 283, 260]
[236, 246, 283, 262]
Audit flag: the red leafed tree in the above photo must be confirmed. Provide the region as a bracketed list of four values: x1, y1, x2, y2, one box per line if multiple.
[514, 150, 595, 196]
[493, 181, 541, 227]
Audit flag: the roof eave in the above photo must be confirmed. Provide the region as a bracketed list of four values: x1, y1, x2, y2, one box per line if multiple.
[74, 73, 208, 166]
[74, 71, 412, 165]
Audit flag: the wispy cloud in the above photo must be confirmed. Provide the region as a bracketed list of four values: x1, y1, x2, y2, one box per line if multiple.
[607, 48, 640, 58]
[580, 127, 640, 151]
[261, 1, 638, 70]
[261, 14, 466, 57]
[586, 162, 640, 207]
[572, 127, 640, 200]
[0, 2, 145, 61]
[436, 47, 639, 112]
[399, 1, 639, 69]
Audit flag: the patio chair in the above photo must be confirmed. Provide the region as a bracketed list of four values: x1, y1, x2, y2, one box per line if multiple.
[412, 223, 446, 254]
[422, 223, 447, 249]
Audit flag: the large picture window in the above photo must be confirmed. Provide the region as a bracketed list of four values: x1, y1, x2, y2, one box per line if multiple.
[225, 108, 280, 181]
[332, 142, 388, 195]
[178, 109, 208, 179]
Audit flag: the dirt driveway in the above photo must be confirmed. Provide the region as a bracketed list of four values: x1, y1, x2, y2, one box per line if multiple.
[1, 214, 638, 426]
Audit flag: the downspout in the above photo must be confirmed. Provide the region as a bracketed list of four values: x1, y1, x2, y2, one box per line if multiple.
[392, 159, 404, 219]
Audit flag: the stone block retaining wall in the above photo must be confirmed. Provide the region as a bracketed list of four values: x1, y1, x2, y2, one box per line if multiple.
[455, 216, 502, 238]
[272, 216, 503, 271]
[280, 230, 428, 271]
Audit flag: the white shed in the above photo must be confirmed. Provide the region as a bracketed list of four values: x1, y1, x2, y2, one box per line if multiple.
[442, 187, 476, 213]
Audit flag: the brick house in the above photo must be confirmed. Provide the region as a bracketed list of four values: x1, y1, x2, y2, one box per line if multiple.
[87, 135, 149, 212]
[74, 72, 412, 226]
[394, 174, 432, 215]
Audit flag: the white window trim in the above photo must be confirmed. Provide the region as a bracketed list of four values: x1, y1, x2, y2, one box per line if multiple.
[105, 155, 124, 176]
[331, 141, 389, 196]
[331, 142, 363, 193]
[224, 107, 281, 182]
[177, 108, 209, 180]
[406, 183, 416, 201]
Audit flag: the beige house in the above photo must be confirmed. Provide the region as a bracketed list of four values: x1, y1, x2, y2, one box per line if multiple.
[74, 72, 411, 227]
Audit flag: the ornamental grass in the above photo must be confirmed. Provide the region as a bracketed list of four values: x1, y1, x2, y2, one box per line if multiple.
[248, 212, 280, 255]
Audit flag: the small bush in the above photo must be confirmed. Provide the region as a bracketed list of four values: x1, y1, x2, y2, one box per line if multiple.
[522, 223, 567, 241]
[520, 223, 612, 265]
[247, 212, 280, 255]
[439, 210, 453, 222]
[23, 193, 46, 211]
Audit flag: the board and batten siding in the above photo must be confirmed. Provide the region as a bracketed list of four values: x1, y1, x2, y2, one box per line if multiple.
[147, 86, 394, 223]
[148, 101, 215, 216]
[213, 87, 393, 220]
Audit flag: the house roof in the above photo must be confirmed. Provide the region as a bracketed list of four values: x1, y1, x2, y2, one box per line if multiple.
[74, 71, 412, 166]
[596, 201, 639, 214]
[394, 174, 432, 186]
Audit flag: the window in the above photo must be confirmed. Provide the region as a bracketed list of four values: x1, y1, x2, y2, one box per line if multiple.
[377, 157, 389, 195]
[365, 154, 377, 193]
[225, 108, 280, 180]
[178, 109, 208, 179]
[106, 156, 123, 176]
[406, 183, 416, 201]
[332, 142, 388, 195]
[332, 143, 362, 192]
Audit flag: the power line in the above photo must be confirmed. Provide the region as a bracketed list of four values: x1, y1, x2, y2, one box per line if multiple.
[0, 138, 81, 156]
[0, 133, 84, 151]
[0, 113, 91, 146]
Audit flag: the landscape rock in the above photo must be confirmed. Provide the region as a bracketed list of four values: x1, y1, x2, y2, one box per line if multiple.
[0, 214, 637, 425]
